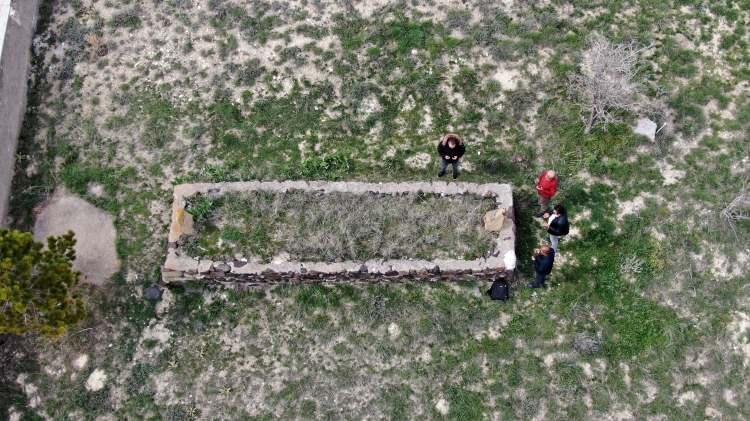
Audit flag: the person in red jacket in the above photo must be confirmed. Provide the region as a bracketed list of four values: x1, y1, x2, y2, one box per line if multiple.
[535, 170, 558, 216]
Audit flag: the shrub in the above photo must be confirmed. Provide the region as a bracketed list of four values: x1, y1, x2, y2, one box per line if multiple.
[0, 229, 85, 336]
[569, 35, 651, 133]
[110, 8, 142, 30]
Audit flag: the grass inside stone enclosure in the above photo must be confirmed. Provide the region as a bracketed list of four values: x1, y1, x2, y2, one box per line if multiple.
[183, 190, 496, 262]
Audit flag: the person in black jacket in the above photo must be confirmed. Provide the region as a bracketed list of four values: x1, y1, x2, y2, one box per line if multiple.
[437, 133, 465, 179]
[530, 245, 555, 288]
[545, 204, 570, 252]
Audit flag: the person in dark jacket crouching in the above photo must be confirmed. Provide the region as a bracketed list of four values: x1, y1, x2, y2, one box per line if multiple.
[545, 204, 570, 252]
[530, 245, 555, 288]
[437, 133, 465, 179]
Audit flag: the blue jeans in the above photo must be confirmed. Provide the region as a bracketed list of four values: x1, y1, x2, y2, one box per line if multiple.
[439, 159, 459, 176]
[531, 272, 547, 288]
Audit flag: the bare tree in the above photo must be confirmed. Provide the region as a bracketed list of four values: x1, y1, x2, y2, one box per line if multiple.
[570, 35, 652, 134]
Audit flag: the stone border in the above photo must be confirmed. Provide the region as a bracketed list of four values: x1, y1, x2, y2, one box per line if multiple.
[162, 181, 516, 284]
[0, 0, 40, 226]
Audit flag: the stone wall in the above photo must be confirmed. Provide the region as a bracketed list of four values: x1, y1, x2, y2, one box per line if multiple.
[162, 181, 516, 284]
[0, 0, 40, 226]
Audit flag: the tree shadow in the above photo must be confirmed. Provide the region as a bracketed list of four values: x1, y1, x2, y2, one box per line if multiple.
[0, 334, 40, 416]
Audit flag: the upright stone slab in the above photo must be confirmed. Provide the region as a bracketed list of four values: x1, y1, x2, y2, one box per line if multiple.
[634, 118, 658, 142]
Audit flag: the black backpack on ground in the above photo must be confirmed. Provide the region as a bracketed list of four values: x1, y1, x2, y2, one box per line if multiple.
[487, 278, 510, 301]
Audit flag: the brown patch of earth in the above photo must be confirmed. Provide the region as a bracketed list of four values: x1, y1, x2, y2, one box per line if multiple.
[33, 188, 120, 285]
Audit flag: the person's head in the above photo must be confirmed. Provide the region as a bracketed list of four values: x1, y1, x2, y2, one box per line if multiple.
[443, 134, 462, 148]
[546, 170, 556, 180]
[553, 204, 566, 216]
[536, 245, 552, 256]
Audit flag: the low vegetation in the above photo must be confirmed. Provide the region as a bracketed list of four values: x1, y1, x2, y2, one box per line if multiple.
[184, 190, 496, 262]
[0, 230, 84, 336]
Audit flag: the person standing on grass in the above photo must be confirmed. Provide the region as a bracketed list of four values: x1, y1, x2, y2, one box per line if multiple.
[530, 245, 555, 288]
[546, 204, 570, 252]
[437, 133, 465, 179]
[535, 169, 558, 216]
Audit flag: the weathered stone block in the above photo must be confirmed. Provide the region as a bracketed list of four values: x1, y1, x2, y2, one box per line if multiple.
[483, 208, 507, 232]
[168, 208, 194, 243]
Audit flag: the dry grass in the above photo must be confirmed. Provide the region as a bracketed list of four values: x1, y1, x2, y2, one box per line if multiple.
[184, 190, 496, 262]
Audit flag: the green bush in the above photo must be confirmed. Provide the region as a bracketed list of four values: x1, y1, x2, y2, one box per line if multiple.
[185, 195, 220, 222]
[0, 229, 85, 336]
[299, 153, 353, 180]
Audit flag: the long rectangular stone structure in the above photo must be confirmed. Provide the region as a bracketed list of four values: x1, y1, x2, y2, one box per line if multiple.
[162, 181, 516, 285]
[0, 0, 40, 225]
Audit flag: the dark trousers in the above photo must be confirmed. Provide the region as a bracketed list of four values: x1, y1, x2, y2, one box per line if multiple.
[531, 272, 547, 288]
[439, 159, 459, 175]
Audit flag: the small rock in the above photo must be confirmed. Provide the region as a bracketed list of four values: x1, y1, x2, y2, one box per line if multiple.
[197, 260, 213, 273]
[87, 183, 105, 197]
[388, 322, 401, 339]
[144, 285, 163, 301]
[435, 398, 450, 415]
[213, 262, 231, 272]
[634, 118, 657, 142]
[85, 369, 107, 392]
[73, 354, 89, 370]
[573, 333, 601, 355]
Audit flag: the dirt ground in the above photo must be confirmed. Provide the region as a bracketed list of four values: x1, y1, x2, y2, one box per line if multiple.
[32, 188, 119, 285]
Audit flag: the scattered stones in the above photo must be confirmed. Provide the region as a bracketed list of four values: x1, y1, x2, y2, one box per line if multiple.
[85, 369, 107, 392]
[15, 374, 41, 408]
[633, 118, 657, 142]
